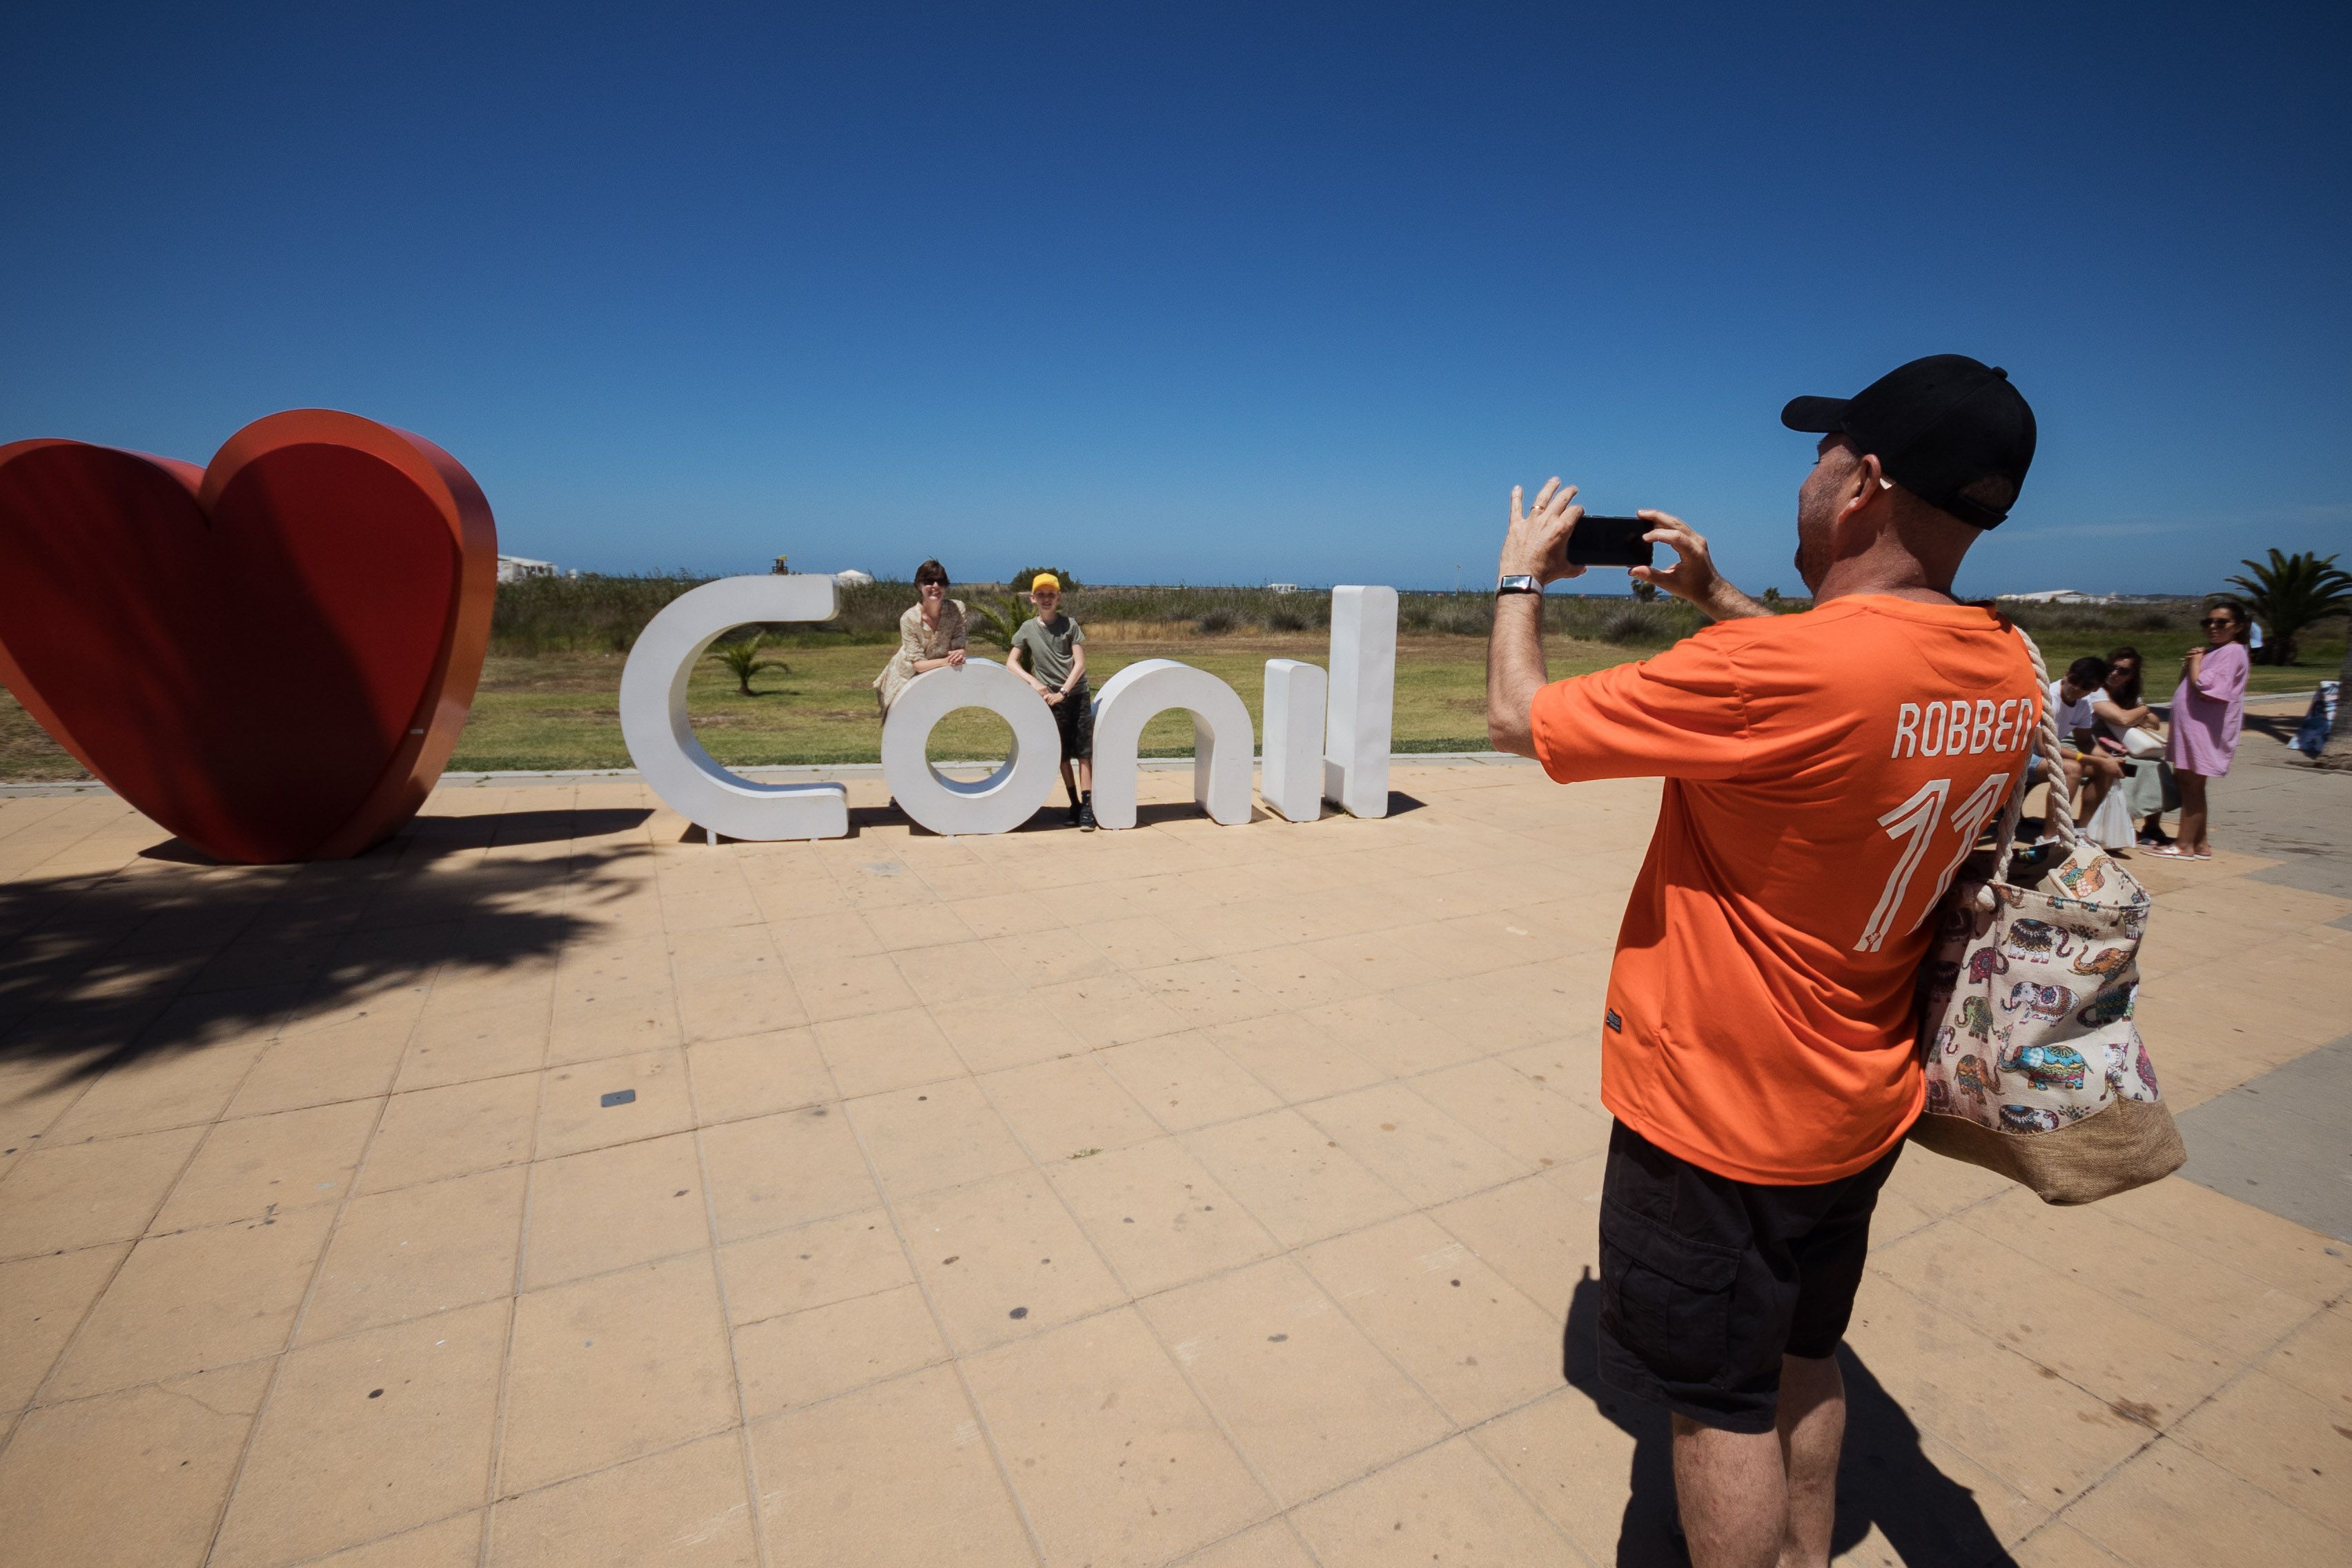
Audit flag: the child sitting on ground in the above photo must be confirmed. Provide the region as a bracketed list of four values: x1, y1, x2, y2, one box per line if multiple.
[1008, 574, 1095, 830]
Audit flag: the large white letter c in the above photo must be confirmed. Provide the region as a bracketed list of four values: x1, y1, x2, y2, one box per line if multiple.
[618, 576, 850, 841]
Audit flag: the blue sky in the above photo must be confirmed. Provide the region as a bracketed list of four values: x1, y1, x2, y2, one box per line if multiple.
[4, 2, 2346, 595]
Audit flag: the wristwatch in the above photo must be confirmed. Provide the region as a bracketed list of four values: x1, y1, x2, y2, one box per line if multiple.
[1495, 574, 1542, 596]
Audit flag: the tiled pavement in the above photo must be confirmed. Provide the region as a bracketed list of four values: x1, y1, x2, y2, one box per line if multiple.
[0, 762, 2347, 1568]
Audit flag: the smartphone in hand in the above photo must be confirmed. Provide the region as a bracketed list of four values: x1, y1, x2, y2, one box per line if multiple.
[1565, 516, 1656, 569]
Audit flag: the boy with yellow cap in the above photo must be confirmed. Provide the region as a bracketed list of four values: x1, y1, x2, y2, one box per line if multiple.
[1008, 573, 1094, 829]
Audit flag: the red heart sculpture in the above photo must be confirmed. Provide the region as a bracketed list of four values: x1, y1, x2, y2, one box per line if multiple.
[0, 409, 496, 862]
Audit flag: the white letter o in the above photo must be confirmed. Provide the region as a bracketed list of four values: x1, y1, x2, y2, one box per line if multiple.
[880, 660, 1062, 836]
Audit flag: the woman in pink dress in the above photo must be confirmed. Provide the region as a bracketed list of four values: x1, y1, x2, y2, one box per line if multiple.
[2153, 597, 2252, 859]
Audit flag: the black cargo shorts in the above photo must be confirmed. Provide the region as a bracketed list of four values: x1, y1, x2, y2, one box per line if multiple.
[1051, 681, 1093, 763]
[1593, 1120, 1900, 1433]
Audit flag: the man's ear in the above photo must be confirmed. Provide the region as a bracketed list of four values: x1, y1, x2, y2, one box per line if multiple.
[1832, 449, 1888, 536]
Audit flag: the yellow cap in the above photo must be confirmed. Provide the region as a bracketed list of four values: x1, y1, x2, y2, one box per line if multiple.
[1030, 574, 1060, 593]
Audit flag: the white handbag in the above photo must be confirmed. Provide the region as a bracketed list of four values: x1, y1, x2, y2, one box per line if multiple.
[2120, 727, 2164, 761]
[1911, 628, 2185, 1204]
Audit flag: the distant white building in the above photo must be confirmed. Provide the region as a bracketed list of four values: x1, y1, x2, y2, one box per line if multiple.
[497, 555, 558, 583]
[1268, 582, 1300, 594]
[833, 569, 876, 587]
[1999, 589, 2115, 605]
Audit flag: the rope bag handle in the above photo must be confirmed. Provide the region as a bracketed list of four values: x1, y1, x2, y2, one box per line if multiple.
[1982, 624, 2078, 897]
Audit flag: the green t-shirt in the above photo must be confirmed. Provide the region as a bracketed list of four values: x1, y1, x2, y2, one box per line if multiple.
[1012, 614, 1086, 692]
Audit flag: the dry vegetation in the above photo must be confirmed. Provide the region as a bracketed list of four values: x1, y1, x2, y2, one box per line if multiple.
[1, 578, 2338, 781]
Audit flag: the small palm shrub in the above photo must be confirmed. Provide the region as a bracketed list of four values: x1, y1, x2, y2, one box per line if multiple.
[707, 632, 787, 695]
[963, 595, 1030, 649]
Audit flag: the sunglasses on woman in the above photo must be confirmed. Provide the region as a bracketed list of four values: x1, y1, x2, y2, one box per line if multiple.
[2201, 616, 2237, 627]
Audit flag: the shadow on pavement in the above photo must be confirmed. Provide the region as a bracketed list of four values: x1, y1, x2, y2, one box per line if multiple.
[0, 813, 651, 1086]
[1562, 1271, 2018, 1567]
[146, 807, 651, 863]
[2242, 711, 2300, 745]
[839, 800, 1260, 835]
[845, 801, 1072, 836]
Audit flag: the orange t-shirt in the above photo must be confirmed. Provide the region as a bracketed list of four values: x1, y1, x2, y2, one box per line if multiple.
[1530, 595, 2039, 1184]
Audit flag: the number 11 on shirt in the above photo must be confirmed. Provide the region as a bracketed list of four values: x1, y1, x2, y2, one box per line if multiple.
[1856, 772, 2012, 953]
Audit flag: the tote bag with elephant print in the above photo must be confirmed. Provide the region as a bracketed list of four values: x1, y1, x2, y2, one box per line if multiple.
[1910, 630, 2185, 1205]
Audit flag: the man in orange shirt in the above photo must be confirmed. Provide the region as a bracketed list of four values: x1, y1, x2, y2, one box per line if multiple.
[1485, 356, 2039, 1568]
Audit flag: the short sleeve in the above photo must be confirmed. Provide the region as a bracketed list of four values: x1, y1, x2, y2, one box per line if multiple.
[1530, 628, 1752, 784]
[2193, 643, 2248, 703]
[945, 600, 968, 651]
[1070, 620, 1086, 645]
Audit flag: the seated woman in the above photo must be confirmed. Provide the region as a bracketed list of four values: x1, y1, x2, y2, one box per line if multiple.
[2089, 645, 2174, 845]
[2090, 647, 2159, 737]
[872, 559, 968, 714]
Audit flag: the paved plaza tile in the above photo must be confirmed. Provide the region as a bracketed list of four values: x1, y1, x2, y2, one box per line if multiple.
[0, 758, 2347, 1566]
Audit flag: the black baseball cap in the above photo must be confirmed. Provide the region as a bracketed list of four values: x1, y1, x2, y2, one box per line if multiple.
[1781, 355, 2037, 529]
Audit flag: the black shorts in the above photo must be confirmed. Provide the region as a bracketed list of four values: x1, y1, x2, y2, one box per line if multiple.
[1594, 1120, 1899, 1433]
[1051, 683, 1093, 763]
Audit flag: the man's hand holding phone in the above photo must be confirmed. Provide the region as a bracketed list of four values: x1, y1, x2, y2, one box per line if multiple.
[1633, 511, 1771, 622]
[1500, 479, 1586, 585]
[1500, 484, 1768, 621]
[1633, 511, 1723, 605]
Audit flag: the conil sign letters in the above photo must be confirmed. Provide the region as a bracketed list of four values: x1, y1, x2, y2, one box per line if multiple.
[618, 576, 1400, 840]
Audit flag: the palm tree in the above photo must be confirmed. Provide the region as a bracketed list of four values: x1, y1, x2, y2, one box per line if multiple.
[962, 594, 1029, 649]
[2223, 549, 2352, 665]
[707, 631, 786, 696]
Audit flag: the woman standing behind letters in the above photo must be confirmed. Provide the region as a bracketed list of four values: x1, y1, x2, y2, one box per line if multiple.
[874, 560, 967, 714]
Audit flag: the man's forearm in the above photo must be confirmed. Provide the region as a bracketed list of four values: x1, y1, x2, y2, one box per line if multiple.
[1701, 582, 1772, 621]
[1485, 594, 1549, 757]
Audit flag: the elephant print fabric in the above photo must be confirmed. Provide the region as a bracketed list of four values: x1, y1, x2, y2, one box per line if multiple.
[2002, 1042, 2088, 1092]
[2003, 981, 2077, 1025]
[2070, 948, 2134, 984]
[2003, 919, 2075, 960]
[1917, 839, 2159, 1140]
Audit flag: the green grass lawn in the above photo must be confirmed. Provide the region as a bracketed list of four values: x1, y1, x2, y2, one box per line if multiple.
[441, 633, 1641, 772]
[1, 625, 2338, 781]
